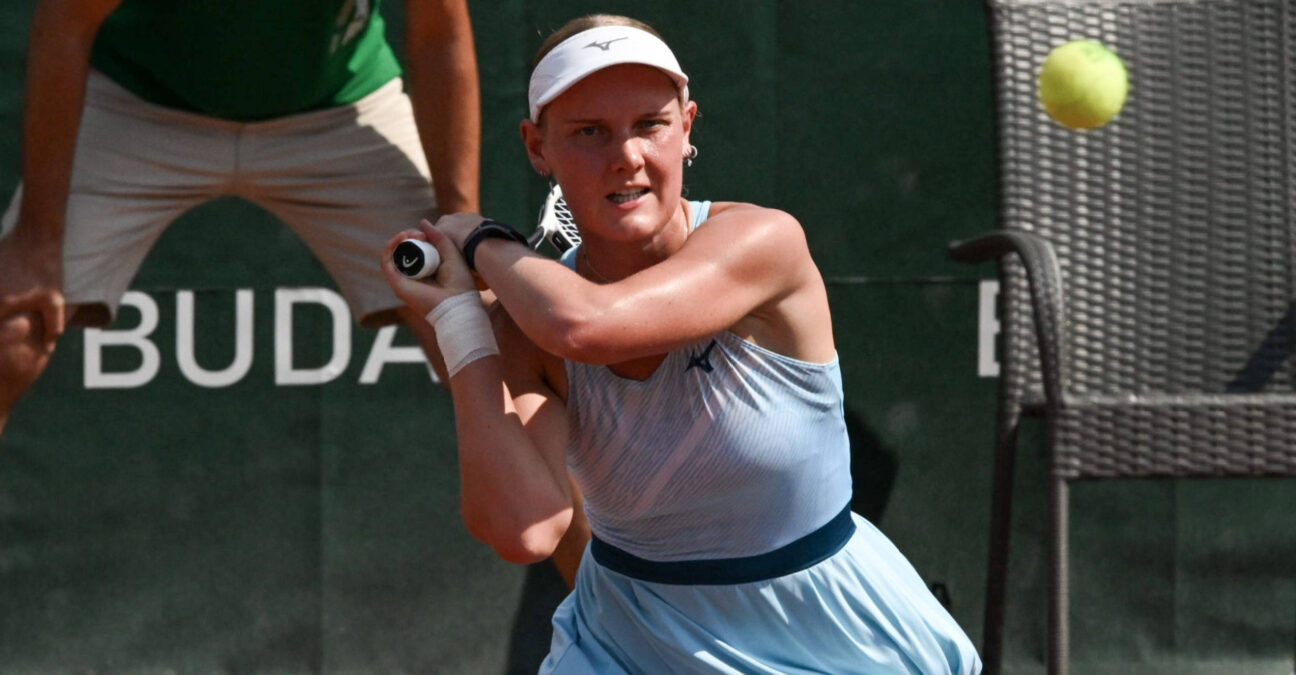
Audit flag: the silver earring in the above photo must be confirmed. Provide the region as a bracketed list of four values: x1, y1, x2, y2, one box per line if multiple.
[685, 145, 699, 167]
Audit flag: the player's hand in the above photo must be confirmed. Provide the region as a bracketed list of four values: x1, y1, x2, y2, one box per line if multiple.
[382, 220, 478, 316]
[434, 212, 488, 251]
[0, 234, 65, 352]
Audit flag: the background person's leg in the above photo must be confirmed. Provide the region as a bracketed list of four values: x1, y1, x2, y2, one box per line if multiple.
[0, 72, 233, 436]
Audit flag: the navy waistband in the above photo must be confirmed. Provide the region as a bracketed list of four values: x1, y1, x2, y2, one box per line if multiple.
[589, 505, 856, 585]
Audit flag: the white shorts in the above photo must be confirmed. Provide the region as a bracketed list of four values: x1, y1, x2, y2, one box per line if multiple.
[1, 70, 435, 326]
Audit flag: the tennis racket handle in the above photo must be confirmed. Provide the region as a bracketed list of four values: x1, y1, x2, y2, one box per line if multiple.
[393, 239, 440, 279]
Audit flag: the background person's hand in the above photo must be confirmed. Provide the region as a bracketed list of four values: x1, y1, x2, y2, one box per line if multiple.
[0, 235, 65, 351]
[0, 311, 53, 416]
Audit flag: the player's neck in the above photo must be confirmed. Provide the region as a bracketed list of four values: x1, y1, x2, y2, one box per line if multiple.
[581, 212, 689, 282]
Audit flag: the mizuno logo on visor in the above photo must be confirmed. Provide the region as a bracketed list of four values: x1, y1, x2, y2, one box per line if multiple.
[585, 37, 628, 51]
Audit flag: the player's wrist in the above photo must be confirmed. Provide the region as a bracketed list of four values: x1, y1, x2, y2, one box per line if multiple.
[462, 220, 527, 271]
[426, 291, 498, 378]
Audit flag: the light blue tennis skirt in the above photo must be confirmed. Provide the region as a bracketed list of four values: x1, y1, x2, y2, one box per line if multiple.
[539, 512, 981, 674]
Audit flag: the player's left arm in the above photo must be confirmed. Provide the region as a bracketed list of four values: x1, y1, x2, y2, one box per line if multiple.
[404, 0, 481, 214]
[467, 204, 835, 364]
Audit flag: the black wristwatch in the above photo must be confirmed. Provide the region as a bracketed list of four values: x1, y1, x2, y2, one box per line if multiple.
[462, 219, 528, 271]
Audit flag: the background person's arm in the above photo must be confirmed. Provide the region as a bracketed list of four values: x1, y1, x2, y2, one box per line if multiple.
[403, 0, 480, 215]
[0, 0, 121, 336]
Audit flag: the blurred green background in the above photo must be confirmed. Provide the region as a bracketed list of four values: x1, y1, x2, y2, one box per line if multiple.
[0, 1, 1292, 673]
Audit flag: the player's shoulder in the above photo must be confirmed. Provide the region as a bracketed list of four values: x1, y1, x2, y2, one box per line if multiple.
[698, 201, 808, 251]
[702, 201, 801, 231]
[704, 200, 794, 221]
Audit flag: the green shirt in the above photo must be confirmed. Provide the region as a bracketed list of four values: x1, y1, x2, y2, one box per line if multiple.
[90, 0, 403, 121]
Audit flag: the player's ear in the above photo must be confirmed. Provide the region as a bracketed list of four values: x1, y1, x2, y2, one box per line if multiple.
[519, 119, 551, 177]
[680, 99, 698, 149]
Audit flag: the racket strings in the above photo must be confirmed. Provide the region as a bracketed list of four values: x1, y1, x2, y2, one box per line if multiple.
[552, 199, 582, 249]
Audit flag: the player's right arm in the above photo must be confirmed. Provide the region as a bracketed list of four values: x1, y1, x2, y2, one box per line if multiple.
[0, 0, 122, 340]
[383, 225, 574, 565]
[454, 306, 575, 565]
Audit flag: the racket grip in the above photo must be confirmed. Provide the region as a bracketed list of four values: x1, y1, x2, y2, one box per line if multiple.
[393, 239, 440, 279]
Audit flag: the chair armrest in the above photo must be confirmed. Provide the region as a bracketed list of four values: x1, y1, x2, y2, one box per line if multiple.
[948, 232, 1068, 414]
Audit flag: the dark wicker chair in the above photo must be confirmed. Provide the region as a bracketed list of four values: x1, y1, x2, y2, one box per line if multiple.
[950, 1, 1296, 673]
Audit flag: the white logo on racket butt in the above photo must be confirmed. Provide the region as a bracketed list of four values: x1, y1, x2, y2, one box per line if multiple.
[393, 239, 440, 279]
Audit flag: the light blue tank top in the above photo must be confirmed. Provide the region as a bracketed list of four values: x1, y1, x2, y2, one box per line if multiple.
[562, 201, 853, 561]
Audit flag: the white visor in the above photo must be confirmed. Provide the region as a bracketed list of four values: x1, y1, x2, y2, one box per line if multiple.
[528, 25, 690, 122]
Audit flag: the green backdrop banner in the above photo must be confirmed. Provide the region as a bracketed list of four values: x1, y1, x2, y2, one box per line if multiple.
[1, 1, 1292, 673]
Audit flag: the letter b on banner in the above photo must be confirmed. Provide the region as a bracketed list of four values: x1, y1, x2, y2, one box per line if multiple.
[84, 291, 161, 389]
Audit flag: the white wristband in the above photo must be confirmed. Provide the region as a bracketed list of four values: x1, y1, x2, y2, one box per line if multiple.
[426, 292, 499, 378]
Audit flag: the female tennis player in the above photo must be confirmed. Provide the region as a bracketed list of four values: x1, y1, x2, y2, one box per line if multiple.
[383, 14, 981, 674]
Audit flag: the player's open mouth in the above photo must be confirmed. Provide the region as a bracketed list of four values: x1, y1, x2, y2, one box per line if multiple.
[608, 188, 649, 204]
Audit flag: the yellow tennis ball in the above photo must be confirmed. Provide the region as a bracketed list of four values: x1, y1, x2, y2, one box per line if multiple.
[1038, 40, 1129, 130]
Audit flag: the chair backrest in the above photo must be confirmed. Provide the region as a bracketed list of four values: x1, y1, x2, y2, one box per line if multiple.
[987, 0, 1296, 405]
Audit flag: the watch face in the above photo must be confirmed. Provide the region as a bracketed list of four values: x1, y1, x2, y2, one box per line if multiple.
[465, 221, 528, 270]
[482, 221, 525, 241]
